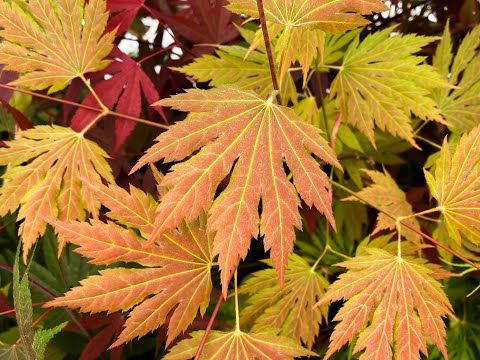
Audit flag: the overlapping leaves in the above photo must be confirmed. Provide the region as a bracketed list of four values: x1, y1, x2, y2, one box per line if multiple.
[346, 170, 421, 243]
[239, 254, 329, 349]
[164, 330, 316, 360]
[227, 0, 386, 85]
[424, 125, 480, 244]
[132, 86, 341, 295]
[173, 35, 296, 104]
[46, 182, 214, 346]
[316, 248, 452, 360]
[0, 125, 114, 261]
[433, 23, 480, 133]
[0, 0, 114, 93]
[330, 27, 448, 146]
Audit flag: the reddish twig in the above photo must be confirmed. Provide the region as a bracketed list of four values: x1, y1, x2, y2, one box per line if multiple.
[400, 221, 480, 272]
[0, 84, 168, 130]
[194, 292, 224, 360]
[256, 0, 281, 104]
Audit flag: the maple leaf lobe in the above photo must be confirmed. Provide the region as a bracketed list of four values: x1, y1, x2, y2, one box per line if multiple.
[133, 86, 341, 295]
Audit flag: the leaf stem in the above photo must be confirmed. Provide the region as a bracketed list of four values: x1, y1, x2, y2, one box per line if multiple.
[415, 135, 442, 150]
[397, 207, 441, 221]
[256, 0, 281, 104]
[0, 84, 168, 130]
[194, 293, 223, 360]
[331, 180, 480, 272]
[314, 60, 330, 140]
[234, 270, 240, 332]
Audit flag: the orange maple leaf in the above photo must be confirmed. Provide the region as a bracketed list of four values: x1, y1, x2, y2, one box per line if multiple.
[0, 126, 113, 261]
[132, 86, 341, 295]
[163, 330, 316, 360]
[45, 184, 214, 346]
[316, 248, 453, 360]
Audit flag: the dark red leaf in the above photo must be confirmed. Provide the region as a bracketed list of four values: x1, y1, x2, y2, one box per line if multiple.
[106, 0, 145, 35]
[79, 314, 125, 360]
[0, 99, 33, 130]
[71, 48, 165, 153]
[149, 0, 238, 45]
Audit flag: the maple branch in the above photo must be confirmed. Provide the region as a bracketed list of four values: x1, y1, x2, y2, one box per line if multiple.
[255, 0, 281, 104]
[0, 84, 168, 130]
[330, 180, 480, 272]
[194, 293, 224, 360]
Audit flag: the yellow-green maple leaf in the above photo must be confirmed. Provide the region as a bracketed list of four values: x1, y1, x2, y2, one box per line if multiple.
[131, 86, 341, 296]
[173, 44, 296, 105]
[0, 0, 114, 93]
[164, 330, 316, 360]
[239, 254, 329, 349]
[46, 184, 214, 346]
[316, 248, 453, 360]
[433, 23, 480, 133]
[331, 27, 448, 146]
[345, 169, 422, 243]
[227, 0, 387, 86]
[0, 125, 113, 260]
[424, 124, 480, 245]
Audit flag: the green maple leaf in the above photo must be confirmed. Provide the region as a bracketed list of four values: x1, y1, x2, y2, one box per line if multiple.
[316, 248, 453, 360]
[239, 254, 329, 349]
[46, 184, 214, 346]
[132, 86, 341, 296]
[0, 125, 114, 261]
[0, 0, 114, 93]
[433, 23, 480, 133]
[424, 124, 480, 245]
[330, 27, 448, 146]
[173, 30, 297, 105]
[227, 0, 386, 86]
[163, 330, 316, 360]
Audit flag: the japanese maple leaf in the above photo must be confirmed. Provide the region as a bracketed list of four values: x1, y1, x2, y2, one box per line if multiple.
[173, 43, 297, 105]
[227, 0, 387, 86]
[239, 254, 329, 349]
[0, 125, 114, 261]
[131, 86, 341, 295]
[45, 183, 214, 346]
[155, 0, 238, 45]
[345, 170, 421, 243]
[0, 0, 114, 93]
[316, 248, 453, 360]
[433, 23, 480, 133]
[330, 27, 448, 146]
[424, 124, 480, 244]
[106, 0, 145, 34]
[71, 49, 165, 151]
[163, 330, 316, 360]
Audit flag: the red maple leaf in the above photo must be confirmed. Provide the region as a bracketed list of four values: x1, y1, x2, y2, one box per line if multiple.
[106, 0, 145, 35]
[152, 0, 238, 45]
[71, 48, 166, 153]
